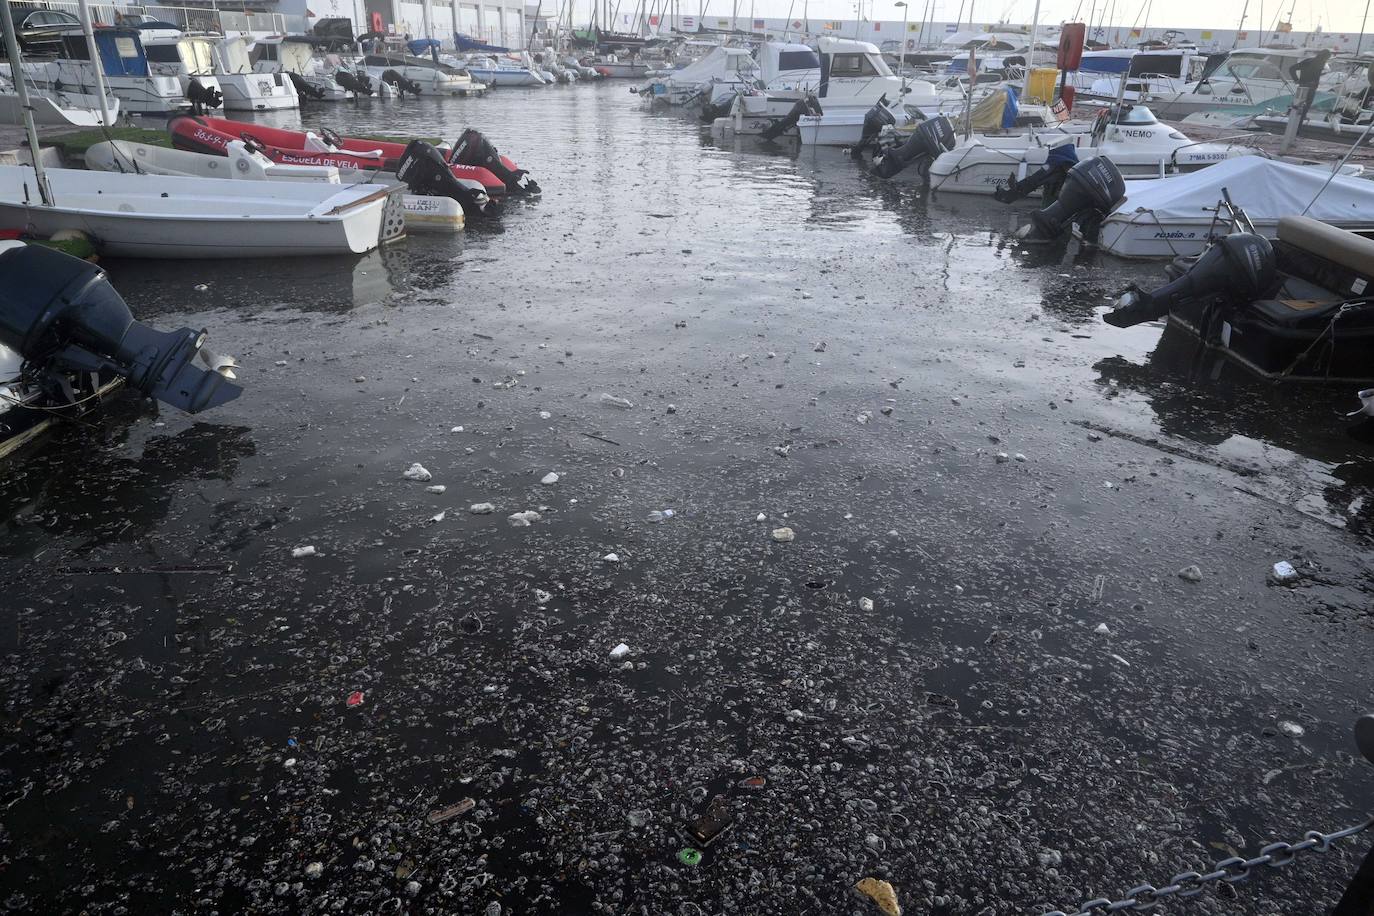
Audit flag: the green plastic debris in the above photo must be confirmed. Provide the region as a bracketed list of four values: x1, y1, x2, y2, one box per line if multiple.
[677, 847, 702, 866]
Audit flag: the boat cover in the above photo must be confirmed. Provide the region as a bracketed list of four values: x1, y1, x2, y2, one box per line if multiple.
[1110, 157, 1374, 227]
[663, 46, 756, 87]
[454, 33, 511, 53]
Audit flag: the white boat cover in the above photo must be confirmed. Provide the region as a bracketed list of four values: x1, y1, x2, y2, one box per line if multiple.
[665, 46, 756, 87]
[1110, 156, 1374, 228]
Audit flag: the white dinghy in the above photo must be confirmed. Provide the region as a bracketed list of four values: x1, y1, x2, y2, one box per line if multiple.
[0, 74, 118, 127]
[0, 164, 404, 258]
[1097, 157, 1374, 259]
[85, 139, 463, 234]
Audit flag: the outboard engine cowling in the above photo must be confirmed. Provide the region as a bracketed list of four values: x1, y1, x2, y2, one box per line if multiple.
[186, 78, 223, 114]
[450, 128, 540, 195]
[397, 140, 502, 221]
[849, 95, 895, 156]
[0, 245, 241, 413]
[382, 69, 422, 97]
[994, 142, 1079, 204]
[1103, 233, 1276, 328]
[1026, 156, 1125, 240]
[760, 94, 823, 142]
[870, 115, 955, 180]
[334, 69, 373, 96]
[287, 71, 326, 100]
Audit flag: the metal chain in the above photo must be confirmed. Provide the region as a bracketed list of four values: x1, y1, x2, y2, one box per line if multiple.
[1040, 814, 1374, 916]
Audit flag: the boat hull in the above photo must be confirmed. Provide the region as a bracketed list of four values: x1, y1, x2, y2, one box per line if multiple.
[219, 72, 299, 111]
[0, 166, 396, 259]
[169, 115, 508, 195]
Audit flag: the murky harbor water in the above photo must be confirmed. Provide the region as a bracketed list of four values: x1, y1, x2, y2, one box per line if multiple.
[1, 84, 1372, 915]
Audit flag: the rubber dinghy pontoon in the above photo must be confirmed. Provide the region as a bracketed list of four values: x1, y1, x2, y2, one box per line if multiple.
[169, 116, 539, 197]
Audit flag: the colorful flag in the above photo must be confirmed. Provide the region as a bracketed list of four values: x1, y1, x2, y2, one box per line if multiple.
[1130, 28, 1140, 36]
[648, 14, 659, 25]
[908, 21, 919, 30]
[824, 20, 841, 30]
[753, 18, 765, 29]
[945, 23, 957, 33]
[791, 19, 802, 28]
[1200, 30, 1212, 39]
[1237, 30, 1248, 39]
[681, 16, 695, 29]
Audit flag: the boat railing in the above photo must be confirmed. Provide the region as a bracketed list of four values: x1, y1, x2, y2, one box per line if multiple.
[37, 2, 304, 38]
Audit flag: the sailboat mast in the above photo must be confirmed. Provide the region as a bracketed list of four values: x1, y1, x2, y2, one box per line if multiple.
[1232, 0, 1249, 47]
[1358, 0, 1371, 56]
[0, 0, 51, 205]
[77, 0, 113, 127]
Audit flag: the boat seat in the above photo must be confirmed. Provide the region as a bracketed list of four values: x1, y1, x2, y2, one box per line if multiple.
[1277, 215, 1374, 278]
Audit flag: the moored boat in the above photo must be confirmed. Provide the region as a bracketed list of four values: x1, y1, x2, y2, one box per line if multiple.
[168, 115, 538, 198]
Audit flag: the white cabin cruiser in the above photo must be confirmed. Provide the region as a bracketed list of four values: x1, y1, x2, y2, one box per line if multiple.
[20, 26, 187, 114]
[926, 106, 1250, 195]
[362, 38, 485, 96]
[205, 33, 297, 111]
[1145, 47, 1333, 120]
[139, 26, 226, 111]
[252, 35, 350, 101]
[456, 54, 548, 87]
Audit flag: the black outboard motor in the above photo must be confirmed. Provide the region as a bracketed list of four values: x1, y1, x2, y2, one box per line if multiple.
[870, 114, 955, 180]
[1103, 233, 1276, 328]
[334, 69, 374, 96]
[845, 95, 896, 156]
[450, 128, 540, 195]
[396, 140, 502, 221]
[186, 78, 223, 115]
[382, 69, 422, 97]
[1024, 156, 1126, 241]
[287, 71, 327, 100]
[759, 94, 823, 142]
[994, 142, 1079, 204]
[0, 245, 241, 414]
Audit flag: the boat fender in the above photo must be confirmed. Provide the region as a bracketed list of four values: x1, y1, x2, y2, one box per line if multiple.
[1103, 234, 1276, 328]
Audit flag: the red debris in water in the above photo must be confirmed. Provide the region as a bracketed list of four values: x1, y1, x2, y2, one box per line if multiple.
[346, 691, 365, 707]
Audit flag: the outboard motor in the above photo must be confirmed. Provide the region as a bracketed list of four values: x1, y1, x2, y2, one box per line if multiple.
[334, 69, 374, 96]
[1024, 157, 1126, 241]
[186, 79, 223, 115]
[382, 69, 422, 97]
[287, 71, 327, 100]
[870, 114, 955, 181]
[994, 142, 1079, 204]
[759, 94, 823, 142]
[0, 244, 241, 413]
[450, 128, 540, 195]
[1103, 233, 1276, 328]
[841, 95, 897, 157]
[396, 140, 502, 221]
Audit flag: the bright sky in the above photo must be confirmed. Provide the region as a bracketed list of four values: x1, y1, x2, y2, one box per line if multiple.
[617, 0, 1369, 34]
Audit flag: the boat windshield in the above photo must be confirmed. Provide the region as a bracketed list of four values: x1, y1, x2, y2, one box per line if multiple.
[1118, 105, 1158, 124]
[830, 52, 891, 78]
[778, 49, 820, 72]
[180, 39, 216, 75]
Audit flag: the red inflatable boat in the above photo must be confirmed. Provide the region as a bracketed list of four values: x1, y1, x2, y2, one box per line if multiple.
[168, 115, 533, 196]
